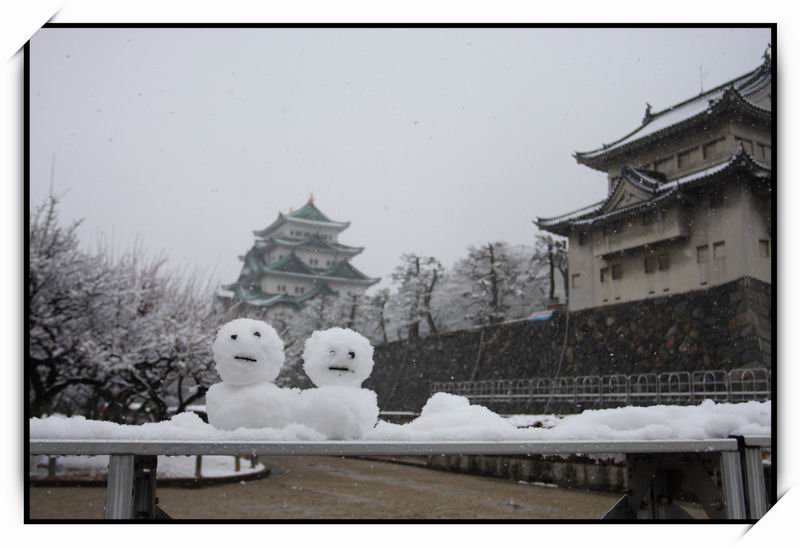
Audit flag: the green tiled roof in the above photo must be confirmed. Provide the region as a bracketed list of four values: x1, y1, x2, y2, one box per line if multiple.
[322, 260, 374, 282]
[220, 280, 342, 310]
[288, 201, 334, 222]
[265, 234, 363, 256]
[265, 252, 316, 275]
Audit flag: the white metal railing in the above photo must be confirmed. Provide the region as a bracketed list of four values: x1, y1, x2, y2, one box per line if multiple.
[29, 438, 766, 520]
[430, 367, 770, 406]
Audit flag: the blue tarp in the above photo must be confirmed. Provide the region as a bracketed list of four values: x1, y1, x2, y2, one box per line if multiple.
[527, 310, 555, 321]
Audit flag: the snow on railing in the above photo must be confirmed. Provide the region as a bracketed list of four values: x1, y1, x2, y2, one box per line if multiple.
[430, 367, 770, 406]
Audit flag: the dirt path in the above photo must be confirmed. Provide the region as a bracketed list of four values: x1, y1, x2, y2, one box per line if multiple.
[30, 456, 632, 520]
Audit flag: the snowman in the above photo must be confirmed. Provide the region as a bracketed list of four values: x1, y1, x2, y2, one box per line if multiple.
[205, 318, 299, 431]
[297, 327, 379, 440]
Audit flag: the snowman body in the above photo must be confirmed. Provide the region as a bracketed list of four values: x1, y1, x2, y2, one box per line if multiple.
[206, 381, 299, 431]
[297, 327, 378, 440]
[205, 318, 298, 431]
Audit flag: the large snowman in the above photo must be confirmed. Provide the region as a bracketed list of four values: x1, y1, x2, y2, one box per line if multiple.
[205, 318, 299, 430]
[297, 327, 379, 440]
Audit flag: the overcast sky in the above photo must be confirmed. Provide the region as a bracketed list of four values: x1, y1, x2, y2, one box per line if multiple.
[29, 27, 770, 289]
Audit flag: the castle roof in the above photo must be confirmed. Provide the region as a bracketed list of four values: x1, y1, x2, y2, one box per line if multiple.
[574, 55, 772, 172]
[254, 198, 350, 238]
[258, 233, 364, 257]
[536, 147, 771, 236]
[219, 280, 340, 310]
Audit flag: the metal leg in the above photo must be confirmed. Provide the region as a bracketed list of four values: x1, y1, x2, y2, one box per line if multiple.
[132, 456, 158, 519]
[743, 447, 769, 519]
[604, 454, 660, 519]
[605, 453, 730, 520]
[105, 455, 135, 519]
[683, 454, 726, 519]
[720, 452, 747, 519]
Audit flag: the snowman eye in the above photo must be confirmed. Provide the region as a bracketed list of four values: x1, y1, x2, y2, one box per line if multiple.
[348, 351, 356, 359]
[230, 334, 238, 340]
[253, 331, 261, 338]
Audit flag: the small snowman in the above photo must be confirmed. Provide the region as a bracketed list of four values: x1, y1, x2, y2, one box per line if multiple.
[205, 318, 298, 431]
[297, 327, 379, 440]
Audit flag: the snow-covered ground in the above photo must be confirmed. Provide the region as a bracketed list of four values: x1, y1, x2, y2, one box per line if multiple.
[30, 454, 266, 480]
[30, 394, 770, 443]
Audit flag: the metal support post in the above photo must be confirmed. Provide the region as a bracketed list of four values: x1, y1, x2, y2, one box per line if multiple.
[104, 455, 135, 519]
[743, 446, 769, 519]
[132, 456, 158, 519]
[720, 451, 747, 519]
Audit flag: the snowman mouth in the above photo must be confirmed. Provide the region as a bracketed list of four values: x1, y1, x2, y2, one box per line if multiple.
[234, 355, 258, 363]
[328, 366, 352, 373]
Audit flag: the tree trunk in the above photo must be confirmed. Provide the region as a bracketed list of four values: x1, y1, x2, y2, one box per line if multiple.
[488, 243, 501, 323]
[548, 242, 556, 301]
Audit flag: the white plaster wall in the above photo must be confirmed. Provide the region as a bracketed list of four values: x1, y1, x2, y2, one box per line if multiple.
[567, 183, 771, 310]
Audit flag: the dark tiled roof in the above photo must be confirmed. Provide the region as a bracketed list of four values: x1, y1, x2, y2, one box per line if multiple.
[536, 148, 771, 235]
[575, 58, 772, 170]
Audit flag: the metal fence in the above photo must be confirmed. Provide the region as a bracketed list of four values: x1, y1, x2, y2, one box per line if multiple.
[430, 367, 771, 406]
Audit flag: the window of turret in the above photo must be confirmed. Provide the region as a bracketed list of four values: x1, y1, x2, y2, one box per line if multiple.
[713, 241, 726, 260]
[757, 142, 771, 160]
[571, 274, 581, 289]
[677, 148, 698, 169]
[703, 138, 725, 160]
[658, 253, 670, 271]
[611, 264, 623, 280]
[578, 231, 588, 245]
[759, 239, 770, 258]
[697, 245, 709, 263]
[644, 256, 657, 274]
[654, 156, 673, 173]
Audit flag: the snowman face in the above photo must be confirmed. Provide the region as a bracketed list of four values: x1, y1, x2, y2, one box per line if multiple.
[212, 318, 285, 385]
[302, 327, 374, 387]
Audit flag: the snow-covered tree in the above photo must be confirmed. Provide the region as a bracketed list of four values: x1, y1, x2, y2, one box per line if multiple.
[29, 194, 221, 422]
[457, 241, 528, 326]
[533, 234, 569, 301]
[391, 254, 444, 339]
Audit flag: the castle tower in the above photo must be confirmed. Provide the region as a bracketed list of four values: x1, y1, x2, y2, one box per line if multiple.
[536, 52, 772, 311]
[220, 196, 380, 313]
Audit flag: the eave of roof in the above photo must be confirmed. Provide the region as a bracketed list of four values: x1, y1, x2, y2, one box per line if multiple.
[536, 148, 771, 235]
[260, 234, 364, 256]
[574, 61, 772, 172]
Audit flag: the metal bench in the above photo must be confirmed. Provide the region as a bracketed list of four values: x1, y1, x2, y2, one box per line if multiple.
[29, 438, 762, 521]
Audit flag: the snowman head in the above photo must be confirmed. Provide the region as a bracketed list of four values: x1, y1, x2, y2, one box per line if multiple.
[302, 327, 374, 387]
[212, 318, 285, 385]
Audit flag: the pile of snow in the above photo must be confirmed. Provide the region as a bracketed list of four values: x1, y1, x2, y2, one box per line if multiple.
[366, 394, 769, 441]
[30, 395, 770, 443]
[30, 411, 325, 441]
[30, 454, 265, 479]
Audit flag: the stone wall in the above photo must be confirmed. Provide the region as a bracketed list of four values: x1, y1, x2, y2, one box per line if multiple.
[365, 276, 771, 412]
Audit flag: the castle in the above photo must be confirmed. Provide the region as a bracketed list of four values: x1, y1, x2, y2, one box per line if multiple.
[220, 196, 380, 314]
[536, 51, 772, 311]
